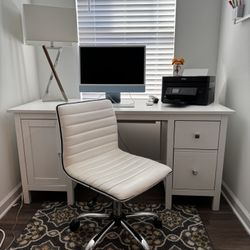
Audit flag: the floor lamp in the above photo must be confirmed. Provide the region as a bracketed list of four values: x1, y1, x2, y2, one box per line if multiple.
[22, 4, 78, 102]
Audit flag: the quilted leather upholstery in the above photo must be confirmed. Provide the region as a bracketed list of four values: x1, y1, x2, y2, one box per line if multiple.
[57, 100, 171, 201]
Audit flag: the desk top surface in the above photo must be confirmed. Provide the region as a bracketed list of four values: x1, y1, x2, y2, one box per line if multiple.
[8, 99, 234, 115]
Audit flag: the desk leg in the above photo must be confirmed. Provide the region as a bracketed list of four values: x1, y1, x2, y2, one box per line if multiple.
[212, 117, 228, 211]
[162, 119, 174, 210]
[160, 121, 168, 164]
[15, 115, 31, 204]
[67, 181, 75, 205]
[165, 173, 172, 209]
[212, 193, 221, 211]
[23, 189, 31, 204]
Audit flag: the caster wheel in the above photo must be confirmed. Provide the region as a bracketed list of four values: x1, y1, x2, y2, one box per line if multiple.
[70, 219, 80, 232]
[153, 218, 162, 229]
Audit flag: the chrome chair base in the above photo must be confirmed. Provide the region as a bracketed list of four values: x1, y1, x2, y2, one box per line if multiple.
[69, 202, 162, 250]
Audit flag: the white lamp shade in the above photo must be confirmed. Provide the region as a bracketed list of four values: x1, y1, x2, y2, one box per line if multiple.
[23, 4, 78, 46]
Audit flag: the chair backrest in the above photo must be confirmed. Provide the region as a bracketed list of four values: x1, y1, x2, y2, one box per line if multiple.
[56, 100, 118, 168]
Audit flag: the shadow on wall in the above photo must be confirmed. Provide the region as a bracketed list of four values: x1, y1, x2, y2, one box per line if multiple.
[0, 0, 40, 195]
[0, 112, 21, 184]
[0, 0, 40, 109]
[215, 63, 227, 104]
[223, 78, 245, 193]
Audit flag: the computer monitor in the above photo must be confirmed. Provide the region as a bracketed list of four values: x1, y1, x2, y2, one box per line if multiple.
[79, 45, 145, 103]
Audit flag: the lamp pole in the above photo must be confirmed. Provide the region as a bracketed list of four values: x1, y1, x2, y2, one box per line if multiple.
[42, 45, 68, 102]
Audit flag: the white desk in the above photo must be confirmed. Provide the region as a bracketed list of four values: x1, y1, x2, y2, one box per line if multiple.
[9, 100, 234, 210]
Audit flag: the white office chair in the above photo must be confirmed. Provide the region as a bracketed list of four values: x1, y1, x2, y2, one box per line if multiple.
[56, 99, 172, 250]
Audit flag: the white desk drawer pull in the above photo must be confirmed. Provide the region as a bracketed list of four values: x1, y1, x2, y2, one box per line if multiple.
[192, 169, 198, 175]
[194, 133, 200, 139]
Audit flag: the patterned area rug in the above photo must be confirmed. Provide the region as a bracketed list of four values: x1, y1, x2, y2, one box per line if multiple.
[10, 202, 213, 250]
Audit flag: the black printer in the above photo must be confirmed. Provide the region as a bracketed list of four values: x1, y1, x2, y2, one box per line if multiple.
[161, 76, 215, 105]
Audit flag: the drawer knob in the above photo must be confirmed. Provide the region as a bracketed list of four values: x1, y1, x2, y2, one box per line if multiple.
[192, 169, 198, 176]
[58, 152, 61, 158]
[194, 133, 200, 139]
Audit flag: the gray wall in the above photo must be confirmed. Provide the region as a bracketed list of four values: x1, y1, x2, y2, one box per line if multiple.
[216, 0, 250, 228]
[175, 0, 222, 75]
[0, 0, 40, 211]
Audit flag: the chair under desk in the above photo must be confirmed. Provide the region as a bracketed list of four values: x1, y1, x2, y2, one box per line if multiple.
[9, 99, 234, 210]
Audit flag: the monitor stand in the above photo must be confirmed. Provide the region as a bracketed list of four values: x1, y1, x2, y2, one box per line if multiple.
[106, 92, 120, 103]
[106, 92, 135, 108]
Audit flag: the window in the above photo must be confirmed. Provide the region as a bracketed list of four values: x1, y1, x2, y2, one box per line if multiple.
[77, 0, 176, 98]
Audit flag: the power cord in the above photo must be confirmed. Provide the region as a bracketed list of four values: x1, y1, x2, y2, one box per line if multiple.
[96, 94, 105, 100]
[106, 93, 135, 107]
[1, 194, 24, 250]
[105, 93, 118, 104]
[128, 93, 135, 106]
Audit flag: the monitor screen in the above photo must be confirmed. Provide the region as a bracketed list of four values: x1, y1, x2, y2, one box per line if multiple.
[80, 46, 145, 88]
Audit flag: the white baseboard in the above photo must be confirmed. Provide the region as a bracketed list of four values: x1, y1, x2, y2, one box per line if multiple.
[0, 183, 22, 219]
[222, 181, 250, 235]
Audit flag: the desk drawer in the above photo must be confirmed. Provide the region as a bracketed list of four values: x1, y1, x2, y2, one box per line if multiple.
[173, 150, 217, 190]
[175, 121, 220, 149]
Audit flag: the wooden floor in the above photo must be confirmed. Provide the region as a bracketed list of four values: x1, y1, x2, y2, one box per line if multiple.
[1, 184, 250, 250]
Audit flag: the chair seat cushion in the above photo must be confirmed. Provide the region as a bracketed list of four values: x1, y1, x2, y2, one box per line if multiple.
[65, 149, 172, 201]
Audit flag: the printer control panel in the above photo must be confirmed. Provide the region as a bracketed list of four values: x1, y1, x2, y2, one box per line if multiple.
[166, 87, 197, 96]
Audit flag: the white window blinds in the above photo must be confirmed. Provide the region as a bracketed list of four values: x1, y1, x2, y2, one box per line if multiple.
[77, 0, 176, 98]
